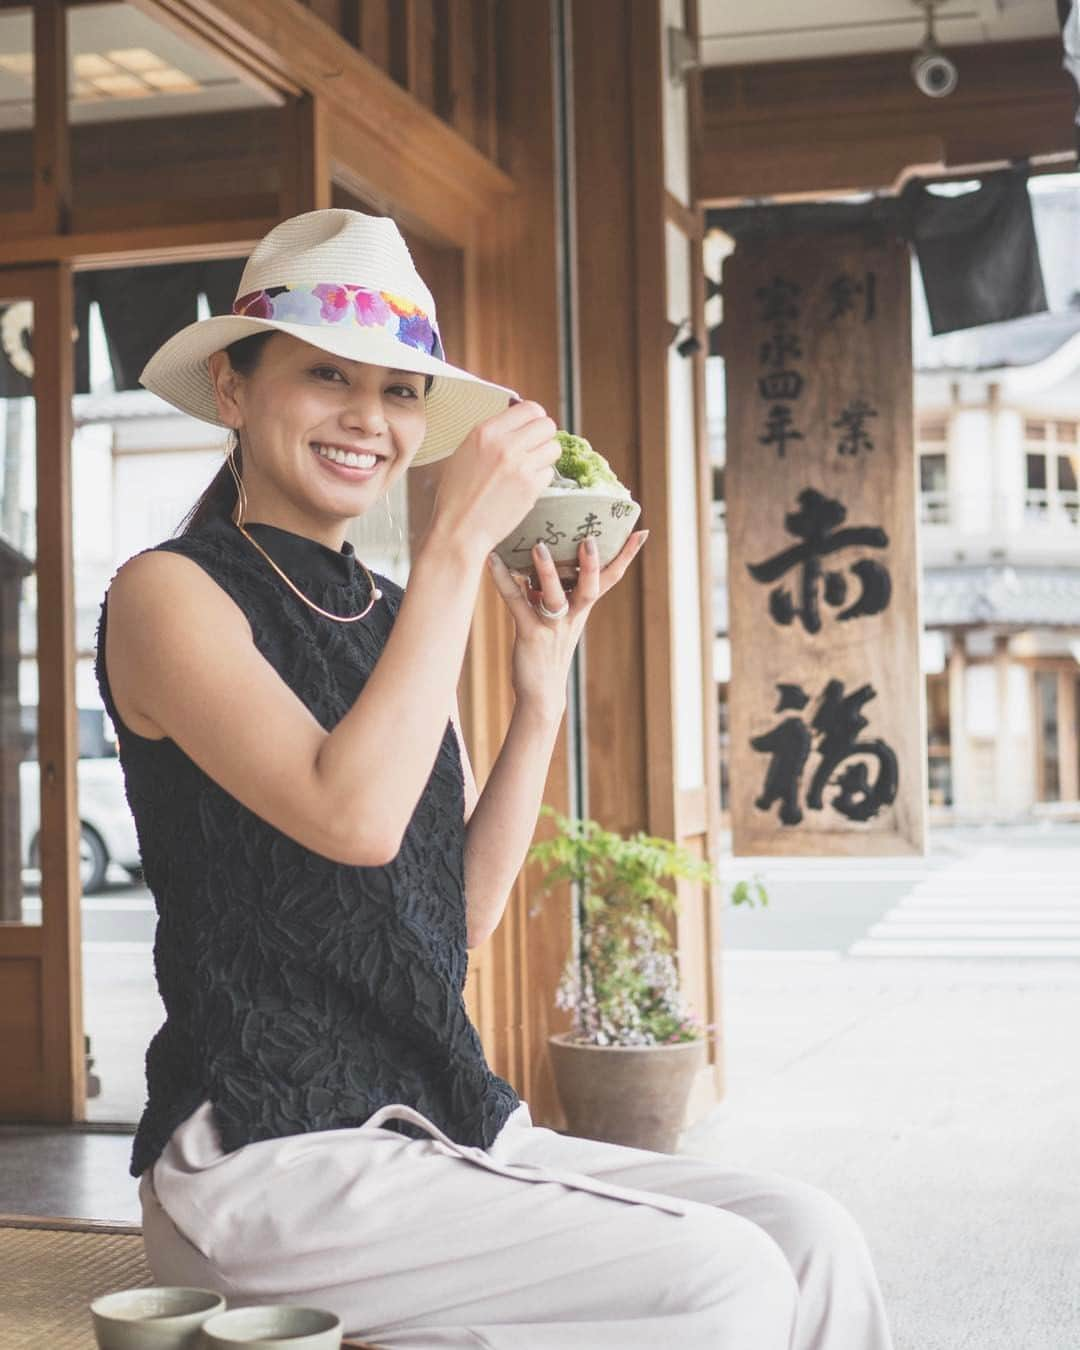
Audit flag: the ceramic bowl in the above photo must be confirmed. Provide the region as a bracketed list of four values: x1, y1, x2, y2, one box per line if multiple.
[200, 1305, 343, 1348]
[90, 1287, 225, 1350]
[494, 486, 642, 586]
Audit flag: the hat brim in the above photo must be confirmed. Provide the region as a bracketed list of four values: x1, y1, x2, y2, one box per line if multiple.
[139, 314, 517, 468]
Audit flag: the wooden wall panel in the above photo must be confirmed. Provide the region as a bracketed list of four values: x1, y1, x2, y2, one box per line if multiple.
[701, 38, 1076, 202]
[293, 0, 499, 159]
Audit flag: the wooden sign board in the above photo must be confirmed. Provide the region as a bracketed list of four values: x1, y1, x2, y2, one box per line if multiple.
[724, 232, 927, 856]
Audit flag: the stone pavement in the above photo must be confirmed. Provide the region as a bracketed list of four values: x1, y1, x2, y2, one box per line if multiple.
[679, 954, 1080, 1350]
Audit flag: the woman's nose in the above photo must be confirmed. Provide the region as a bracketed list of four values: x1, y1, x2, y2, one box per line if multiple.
[342, 393, 388, 435]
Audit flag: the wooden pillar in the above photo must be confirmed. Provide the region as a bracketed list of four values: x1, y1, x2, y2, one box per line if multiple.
[1059, 666, 1079, 804]
[948, 631, 968, 811]
[993, 634, 1012, 812]
[571, 0, 722, 1119]
[32, 0, 71, 235]
[280, 93, 331, 217]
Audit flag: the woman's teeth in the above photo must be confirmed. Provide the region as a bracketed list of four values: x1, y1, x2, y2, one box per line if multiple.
[313, 443, 379, 469]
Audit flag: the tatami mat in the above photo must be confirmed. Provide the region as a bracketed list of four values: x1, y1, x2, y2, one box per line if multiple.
[1, 1219, 152, 1350]
[0, 1218, 379, 1348]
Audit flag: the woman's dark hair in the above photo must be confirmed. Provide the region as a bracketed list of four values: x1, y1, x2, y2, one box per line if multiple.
[177, 332, 271, 536]
[176, 332, 434, 536]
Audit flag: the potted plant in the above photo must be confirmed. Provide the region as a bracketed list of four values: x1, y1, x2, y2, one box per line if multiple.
[526, 806, 767, 1152]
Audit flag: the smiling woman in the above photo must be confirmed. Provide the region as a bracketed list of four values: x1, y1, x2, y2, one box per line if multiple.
[91, 208, 703, 1348]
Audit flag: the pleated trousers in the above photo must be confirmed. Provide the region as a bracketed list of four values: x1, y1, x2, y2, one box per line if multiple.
[139, 1098, 894, 1350]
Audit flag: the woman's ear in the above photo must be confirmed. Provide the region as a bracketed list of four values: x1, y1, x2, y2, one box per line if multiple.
[207, 350, 242, 428]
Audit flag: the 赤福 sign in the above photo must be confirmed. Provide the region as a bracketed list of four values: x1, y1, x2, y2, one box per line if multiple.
[724, 231, 926, 856]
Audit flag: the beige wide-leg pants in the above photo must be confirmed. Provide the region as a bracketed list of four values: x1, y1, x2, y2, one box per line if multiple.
[139, 1098, 894, 1350]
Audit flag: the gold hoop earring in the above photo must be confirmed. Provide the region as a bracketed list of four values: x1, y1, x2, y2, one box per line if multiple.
[225, 429, 248, 529]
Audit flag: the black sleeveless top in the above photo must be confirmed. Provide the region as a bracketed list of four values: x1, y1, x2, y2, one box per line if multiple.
[94, 510, 520, 1178]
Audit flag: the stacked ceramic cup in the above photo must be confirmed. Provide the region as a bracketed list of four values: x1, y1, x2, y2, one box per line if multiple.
[90, 1287, 343, 1349]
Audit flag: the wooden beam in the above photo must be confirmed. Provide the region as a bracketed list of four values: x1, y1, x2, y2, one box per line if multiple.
[154, 0, 514, 238]
[0, 215, 279, 268]
[280, 94, 331, 216]
[69, 196, 279, 238]
[701, 38, 1076, 202]
[31, 0, 70, 235]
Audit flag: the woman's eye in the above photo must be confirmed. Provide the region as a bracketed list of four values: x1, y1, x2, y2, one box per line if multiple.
[390, 384, 420, 400]
[312, 366, 345, 382]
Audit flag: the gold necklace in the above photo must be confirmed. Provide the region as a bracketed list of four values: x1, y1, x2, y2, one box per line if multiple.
[226, 446, 382, 623]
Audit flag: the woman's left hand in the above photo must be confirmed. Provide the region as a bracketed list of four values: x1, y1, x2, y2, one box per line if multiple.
[486, 530, 650, 716]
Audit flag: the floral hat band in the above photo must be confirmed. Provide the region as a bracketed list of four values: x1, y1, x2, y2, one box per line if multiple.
[139, 209, 516, 467]
[232, 281, 445, 361]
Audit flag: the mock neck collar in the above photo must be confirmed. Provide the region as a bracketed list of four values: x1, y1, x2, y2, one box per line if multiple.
[209, 513, 358, 588]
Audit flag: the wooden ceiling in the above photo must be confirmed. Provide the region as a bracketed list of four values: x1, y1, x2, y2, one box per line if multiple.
[696, 0, 1061, 68]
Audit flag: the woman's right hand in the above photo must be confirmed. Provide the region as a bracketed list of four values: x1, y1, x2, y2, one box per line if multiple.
[428, 400, 560, 556]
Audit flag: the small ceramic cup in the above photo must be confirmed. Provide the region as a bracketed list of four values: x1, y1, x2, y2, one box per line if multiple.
[200, 1305, 343, 1349]
[90, 1287, 225, 1350]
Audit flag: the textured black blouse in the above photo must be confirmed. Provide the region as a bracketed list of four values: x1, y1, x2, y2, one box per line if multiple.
[94, 510, 520, 1178]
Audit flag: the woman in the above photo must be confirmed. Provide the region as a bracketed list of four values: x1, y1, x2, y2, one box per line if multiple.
[95, 209, 894, 1349]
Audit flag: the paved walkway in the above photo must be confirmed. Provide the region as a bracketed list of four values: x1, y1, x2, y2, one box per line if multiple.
[682, 828, 1080, 1350]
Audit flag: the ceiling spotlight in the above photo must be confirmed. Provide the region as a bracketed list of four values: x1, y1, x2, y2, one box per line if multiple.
[911, 1, 958, 98]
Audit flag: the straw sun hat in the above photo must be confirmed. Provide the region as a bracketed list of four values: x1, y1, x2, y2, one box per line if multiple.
[139, 208, 517, 468]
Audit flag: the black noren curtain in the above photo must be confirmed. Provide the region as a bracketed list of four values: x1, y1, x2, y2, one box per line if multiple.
[0, 258, 245, 399]
[899, 167, 1048, 335]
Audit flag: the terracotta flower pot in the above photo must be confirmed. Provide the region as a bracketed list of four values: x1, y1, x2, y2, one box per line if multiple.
[548, 1031, 707, 1153]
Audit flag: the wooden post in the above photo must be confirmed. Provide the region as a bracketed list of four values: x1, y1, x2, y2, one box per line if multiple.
[948, 631, 968, 811]
[280, 93, 331, 217]
[1059, 667, 1079, 804]
[993, 634, 1012, 809]
[32, 0, 70, 235]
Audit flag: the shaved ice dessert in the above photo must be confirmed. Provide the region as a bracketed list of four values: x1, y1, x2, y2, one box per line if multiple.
[545, 431, 632, 496]
[494, 428, 641, 586]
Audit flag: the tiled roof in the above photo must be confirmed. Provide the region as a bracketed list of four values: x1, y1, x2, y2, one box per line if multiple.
[920, 565, 1080, 630]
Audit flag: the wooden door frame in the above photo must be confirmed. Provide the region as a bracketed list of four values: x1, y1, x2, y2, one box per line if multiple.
[0, 261, 83, 1122]
[0, 0, 576, 1126]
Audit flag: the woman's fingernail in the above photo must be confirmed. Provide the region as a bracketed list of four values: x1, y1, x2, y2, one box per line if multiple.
[586, 538, 598, 556]
[536, 542, 551, 561]
[488, 552, 497, 568]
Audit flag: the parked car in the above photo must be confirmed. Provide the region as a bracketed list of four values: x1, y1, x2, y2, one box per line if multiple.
[19, 706, 141, 895]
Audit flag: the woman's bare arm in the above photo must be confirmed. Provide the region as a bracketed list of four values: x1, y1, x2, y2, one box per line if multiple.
[105, 522, 488, 868]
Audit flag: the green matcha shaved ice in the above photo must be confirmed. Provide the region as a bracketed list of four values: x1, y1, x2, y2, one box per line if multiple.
[553, 430, 620, 488]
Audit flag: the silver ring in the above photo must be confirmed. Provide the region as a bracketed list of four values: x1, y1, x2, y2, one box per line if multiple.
[536, 596, 570, 621]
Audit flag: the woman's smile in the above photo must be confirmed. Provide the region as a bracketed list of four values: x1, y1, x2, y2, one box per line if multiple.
[311, 440, 387, 478]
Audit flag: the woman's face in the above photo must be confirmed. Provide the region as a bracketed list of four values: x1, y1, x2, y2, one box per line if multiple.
[209, 333, 428, 531]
